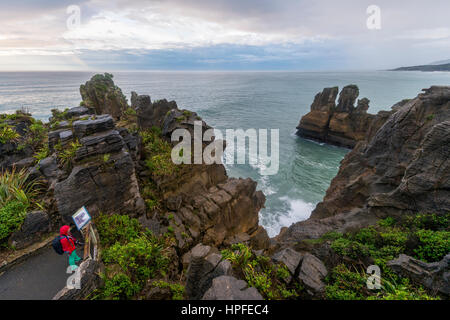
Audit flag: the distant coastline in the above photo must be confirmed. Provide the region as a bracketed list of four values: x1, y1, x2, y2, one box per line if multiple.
[389, 63, 450, 72]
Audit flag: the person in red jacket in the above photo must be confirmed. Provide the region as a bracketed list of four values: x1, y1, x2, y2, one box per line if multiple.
[60, 225, 81, 270]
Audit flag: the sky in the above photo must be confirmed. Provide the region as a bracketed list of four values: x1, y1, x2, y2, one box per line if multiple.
[0, 0, 449, 71]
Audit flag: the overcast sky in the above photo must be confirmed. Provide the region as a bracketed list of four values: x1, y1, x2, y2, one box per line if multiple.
[0, 0, 449, 71]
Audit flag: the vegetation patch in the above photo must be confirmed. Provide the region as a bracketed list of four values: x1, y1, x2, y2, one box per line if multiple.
[56, 140, 82, 167]
[0, 125, 20, 144]
[323, 213, 449, 300]
[93, 214, 177, 300]
[140, 127, 179, 177]
[221, 243, 303, 300]
[0, 168, 41, 243]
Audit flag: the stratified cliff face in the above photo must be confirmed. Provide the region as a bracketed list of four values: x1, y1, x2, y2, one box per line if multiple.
[279, 86, 450, 242]
[296, 85, 381, 148]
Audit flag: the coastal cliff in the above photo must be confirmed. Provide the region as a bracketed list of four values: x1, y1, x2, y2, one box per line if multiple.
[0, 74, 271, 300]
[1, 76, 448, 300]
[285, 86, 450, 240]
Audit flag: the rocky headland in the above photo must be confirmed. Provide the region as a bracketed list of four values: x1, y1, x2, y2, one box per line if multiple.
[0, 75, 448, 300]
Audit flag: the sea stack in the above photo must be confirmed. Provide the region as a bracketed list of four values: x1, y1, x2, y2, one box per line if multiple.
[296, 85, 379, 148]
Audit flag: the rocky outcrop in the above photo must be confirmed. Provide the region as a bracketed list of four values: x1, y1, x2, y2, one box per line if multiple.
[202, 276, 263, 300]
[272, 248, 303, 277]
[185, 244, 232, 299]
[132, 91, 266, 249]
[280, 86, 450, 243]
[54, 115, 144, 223]
[0, 113, 35, 170]
[8, 211, 50, 249]
[388, 254, 449, 297]
[79, 73, 128, 120]
[297, 253, 328, 297]
[132, 92, 178, 130]
[296, 85, 385, 148]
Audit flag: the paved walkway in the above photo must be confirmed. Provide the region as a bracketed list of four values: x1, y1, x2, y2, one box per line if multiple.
[0, 246, 71, 300]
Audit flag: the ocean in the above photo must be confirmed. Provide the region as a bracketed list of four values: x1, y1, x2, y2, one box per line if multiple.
[1, 71, 450, 236]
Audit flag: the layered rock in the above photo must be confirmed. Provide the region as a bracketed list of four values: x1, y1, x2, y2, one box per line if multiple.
[0, 112, 35, 169]
[296, 85, 384, 148]
[8, 211, 50, 249]
[132, 91, 177, 130]
[202, 276, 263, 300]
[79, 73, 128, 120]
[280, 86, 450, 243]
[184, 244, 232, 299]
[53, 114, 144, 223]
[132, 92, 266, 249]
[388, 254, 449, 298]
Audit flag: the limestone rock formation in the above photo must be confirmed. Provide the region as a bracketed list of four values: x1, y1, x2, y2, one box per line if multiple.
[297, 253, 328, 297]
[8, 211, 50, 249]
[0, 112, 35, 169]
[132, 94, 266, 249]
[388, 254, 449, 297]
[271, 248, 303, 276]
[185, 244, 232, 299]
[296, 85, 384, 148]
[132, 91, 177, 130]
[54, 115, 144, 223]
[79, 73, 128, 120]
[280, 86, 450, 243]
[202, 276, 264, 300]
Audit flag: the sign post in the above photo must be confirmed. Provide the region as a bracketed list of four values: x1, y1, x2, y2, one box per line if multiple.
[72, 206, 91, 231]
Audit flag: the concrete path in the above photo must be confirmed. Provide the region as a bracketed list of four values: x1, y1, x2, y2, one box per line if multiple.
[0, 246, 72, 300]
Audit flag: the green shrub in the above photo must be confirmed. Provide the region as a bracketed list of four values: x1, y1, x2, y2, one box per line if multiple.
[140, 128, 178, 177]
[33, 145, 49, 162]
[0, 125, 20, 144]
[0, 200, 28, 241]
[0, 167, 38, 207]
[244, 265, 273, 298]
[326, 213, 449, 300]
[94, 214, 142, 247]
[377, 217, 396, 228]
[413, 229, 449, 262]
[103, 235, 169, 285]
[221, 243, 302, 300]
[221, 243, 253, 268]
[152, 280, 185, 300]
[353, 226, 379, 247]
[379, 228, 408, 247]
[99, 273, 140, 300]
[331, 238, 370, 260]
[325, 264, 367, 300]
[57, 140, 82, 166]
[50, 108, 69, 122]
[370, 278, 439, 300]
[402, 213, 449, 231]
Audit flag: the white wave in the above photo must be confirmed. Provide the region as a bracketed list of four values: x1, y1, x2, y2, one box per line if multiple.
[262, 196, 316, 237]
